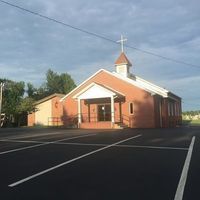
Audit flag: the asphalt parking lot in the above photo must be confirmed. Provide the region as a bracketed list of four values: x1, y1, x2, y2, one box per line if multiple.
[0, 127, 199, 200]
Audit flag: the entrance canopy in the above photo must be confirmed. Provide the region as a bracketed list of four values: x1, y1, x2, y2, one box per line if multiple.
[73, 82, 124, 100]
[73, 82, 125, 127]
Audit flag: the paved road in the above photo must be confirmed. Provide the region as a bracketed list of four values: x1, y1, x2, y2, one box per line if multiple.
[0, 127, 199, 200]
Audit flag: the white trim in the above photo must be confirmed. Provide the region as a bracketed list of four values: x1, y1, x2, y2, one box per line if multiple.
[60, 68, 180, 102]
[168, 93, 181, 101]
[111, 96, 115, 123]
[73, 82, 97, 99]
[73, 82, 125, 100]
[78, 98, 81, 125]
[60, 69, 107, 101]
[112, 72, 169, 98]
[135, 75, 168, 93]
[73, 83, 116, 99]
[115, 63, 131, 66]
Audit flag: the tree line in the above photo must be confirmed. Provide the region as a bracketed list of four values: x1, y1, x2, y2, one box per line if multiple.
[182, 110, 200, 116]
[1, 69, 76, 127]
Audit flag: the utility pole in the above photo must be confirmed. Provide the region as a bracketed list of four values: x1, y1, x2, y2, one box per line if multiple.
[0, 82, 5, 128]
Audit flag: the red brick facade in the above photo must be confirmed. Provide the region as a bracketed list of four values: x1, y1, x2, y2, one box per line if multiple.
[28, 53, 182, 129]
[62, 70, 182, 129]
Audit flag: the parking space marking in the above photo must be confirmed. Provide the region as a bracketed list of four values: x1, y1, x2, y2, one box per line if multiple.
[56, 142, 188, 151]
[0, 133, 97, 155]
[1, 130, 114, 140]
[116, 144, 188, 151]
[8, 134, 142, 187]
[174, 136, 195, 200]
[0, 139, 44, 144]
[0, 143, 49, 155]
[0, 131, 68, 140]
[0, 139, 188, 151]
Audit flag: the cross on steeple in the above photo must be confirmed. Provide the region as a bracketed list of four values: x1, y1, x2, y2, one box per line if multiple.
[117, 35, 127, 52]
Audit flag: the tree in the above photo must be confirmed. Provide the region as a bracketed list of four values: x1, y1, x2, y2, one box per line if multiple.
[27, 82, 47, 100]
[0, 79, 25, 126]
[0, 69, 76, 127]
[27, 82, 37, 98]
[16, 97, 35, 126]
[46, 69, 76, 95]
[2, 80, 25, 116]
[26, 69, 76, 101]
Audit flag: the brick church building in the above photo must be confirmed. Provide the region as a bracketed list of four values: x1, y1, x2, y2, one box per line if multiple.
[60, 52, 182, 129]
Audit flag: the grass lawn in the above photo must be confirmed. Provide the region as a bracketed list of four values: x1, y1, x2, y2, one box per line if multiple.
[182, 119, 200, 126]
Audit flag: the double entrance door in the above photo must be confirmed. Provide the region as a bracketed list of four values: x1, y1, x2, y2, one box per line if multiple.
[97, 104, 111, 121]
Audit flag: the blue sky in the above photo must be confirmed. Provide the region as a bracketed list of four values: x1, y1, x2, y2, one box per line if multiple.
[0, 0, 200, 111]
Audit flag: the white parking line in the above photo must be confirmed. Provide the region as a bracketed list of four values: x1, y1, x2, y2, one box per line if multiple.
[1, 131, 68, 140]
[0, 139, 188, 151]
[0, 133, 97, 155]
[0, 139, 44, 144]
[56, 142, 188, 151]
[174, 136, 195, 200]
[8, 134, 142, 187]
[116, 144, 188, 151]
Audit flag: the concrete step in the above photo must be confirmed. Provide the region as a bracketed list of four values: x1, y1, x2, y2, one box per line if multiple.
[114, 123, 129, 129]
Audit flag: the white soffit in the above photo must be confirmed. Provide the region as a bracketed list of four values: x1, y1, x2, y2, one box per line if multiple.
[61, 68, 178, 101]
[112, 72, 169, 97]
[60, 69, 106, 101]
[73, 83, 116, 99]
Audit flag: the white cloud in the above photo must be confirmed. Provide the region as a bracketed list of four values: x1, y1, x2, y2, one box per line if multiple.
[0, 0, 199, 110]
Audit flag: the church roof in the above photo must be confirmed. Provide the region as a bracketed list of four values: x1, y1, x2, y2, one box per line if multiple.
[35, 93, 65, 105]
[61, 69, 181, 102]
[114, 52, 132, 66]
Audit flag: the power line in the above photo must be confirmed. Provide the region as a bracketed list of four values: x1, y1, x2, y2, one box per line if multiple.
[0, 0, 200, 69]
[125, 44, 200, 69]
[0, 1, 116, 43]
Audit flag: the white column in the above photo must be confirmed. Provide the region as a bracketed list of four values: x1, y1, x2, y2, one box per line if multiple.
[111, 96, 115, 126]
[78, 98, 82, 127]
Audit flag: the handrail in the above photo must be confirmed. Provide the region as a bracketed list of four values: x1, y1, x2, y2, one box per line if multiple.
[47, 113, 134, 127]
[48, 114, 78, 127]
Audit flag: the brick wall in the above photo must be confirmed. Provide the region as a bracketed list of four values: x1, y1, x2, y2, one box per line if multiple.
[63, 70, 156, 128]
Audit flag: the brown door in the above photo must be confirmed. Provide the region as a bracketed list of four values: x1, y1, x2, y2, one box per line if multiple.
[98, 104, 111, 121]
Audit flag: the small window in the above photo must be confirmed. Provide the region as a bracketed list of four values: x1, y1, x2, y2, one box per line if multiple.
[174, 103, 177, 116]
[129, 102, 134, 115]
[168, 103, 171, 116]
[171, 103, 174, 116]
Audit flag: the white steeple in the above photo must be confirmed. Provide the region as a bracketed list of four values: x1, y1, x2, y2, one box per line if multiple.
[115, 35, 132, 77]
